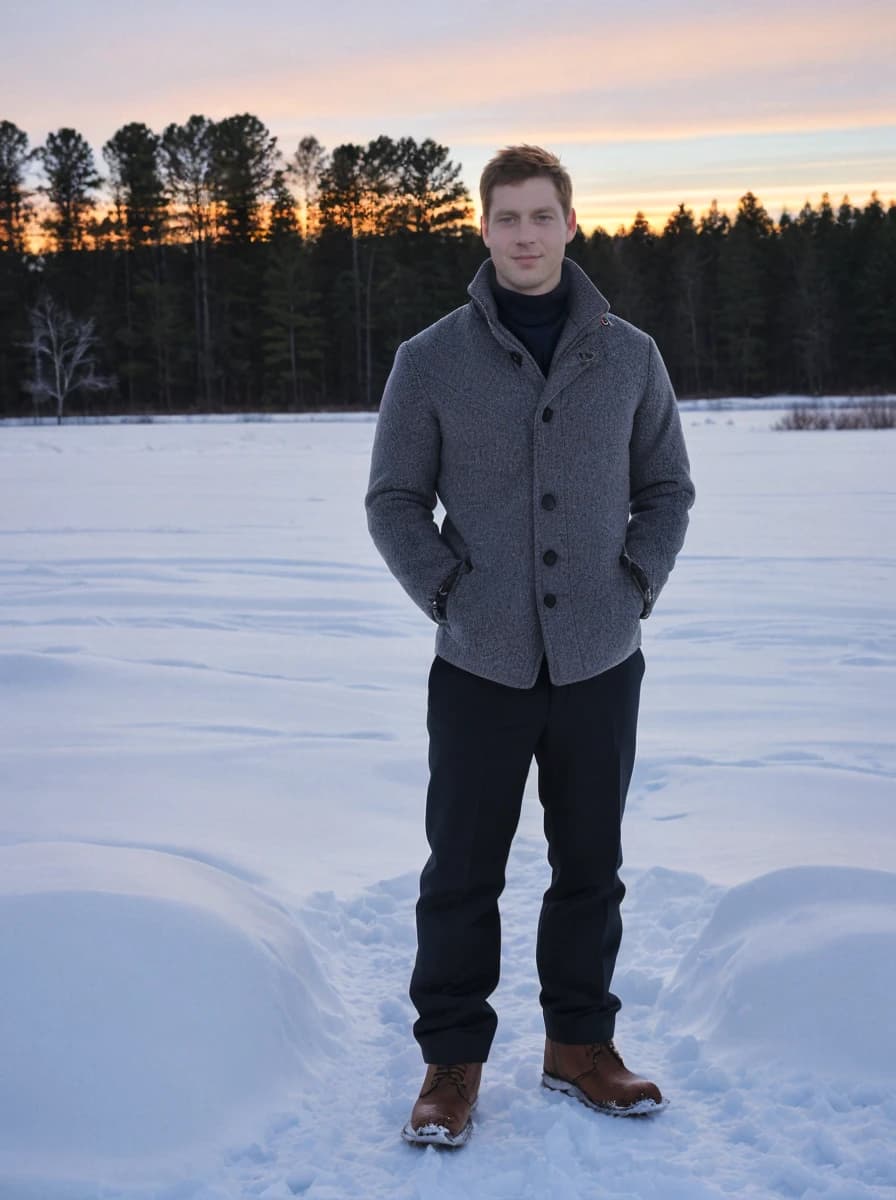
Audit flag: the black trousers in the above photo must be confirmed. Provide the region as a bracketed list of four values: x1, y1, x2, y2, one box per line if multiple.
[409, 647, 644, 1064]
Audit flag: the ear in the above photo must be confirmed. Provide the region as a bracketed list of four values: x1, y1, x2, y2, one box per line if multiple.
[565, 206, 577, 243]
[480, 212, 490, 246]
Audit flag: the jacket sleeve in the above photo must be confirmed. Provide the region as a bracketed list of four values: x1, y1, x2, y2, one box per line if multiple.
[622, 336, 695, 617]
[365, 341, 466, 623]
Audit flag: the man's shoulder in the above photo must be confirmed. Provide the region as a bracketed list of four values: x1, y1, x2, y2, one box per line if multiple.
[602, 312, 653, 350]
[593, 311, 660, 380]
[403, 302, 477, 363]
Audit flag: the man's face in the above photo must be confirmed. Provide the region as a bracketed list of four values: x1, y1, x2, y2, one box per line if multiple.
[480, 176, 577, 295]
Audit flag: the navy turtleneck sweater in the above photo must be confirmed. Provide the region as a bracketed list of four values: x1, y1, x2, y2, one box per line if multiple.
[491, 261, 572, 377]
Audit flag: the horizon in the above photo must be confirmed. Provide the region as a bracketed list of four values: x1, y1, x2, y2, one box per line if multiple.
[9, 120, 893, 246]
[4, 0, 895, 237]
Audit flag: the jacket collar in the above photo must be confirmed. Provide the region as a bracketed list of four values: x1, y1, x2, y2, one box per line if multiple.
[467, 256, 611, 357]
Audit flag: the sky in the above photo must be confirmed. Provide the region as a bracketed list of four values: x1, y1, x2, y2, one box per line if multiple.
[4, 0, 895, 233]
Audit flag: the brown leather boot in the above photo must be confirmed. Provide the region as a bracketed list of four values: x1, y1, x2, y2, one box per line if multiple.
[401, 1062, 482, 1147]
[542, 1038, 666, 1116]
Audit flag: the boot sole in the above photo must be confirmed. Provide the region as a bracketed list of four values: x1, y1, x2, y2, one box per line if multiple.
[401, 1098, 477, 1148]
[541, 1072, 669, 1117]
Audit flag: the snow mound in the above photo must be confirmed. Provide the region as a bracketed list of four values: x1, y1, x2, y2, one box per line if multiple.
[658, 865, 896, 1078]
[0, 841, 342, 1175]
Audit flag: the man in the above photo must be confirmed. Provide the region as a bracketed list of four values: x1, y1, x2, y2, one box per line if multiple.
[365, 145, 695, 1147]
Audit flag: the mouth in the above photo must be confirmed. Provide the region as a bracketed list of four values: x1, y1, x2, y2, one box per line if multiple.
[512, 255, 540, 264]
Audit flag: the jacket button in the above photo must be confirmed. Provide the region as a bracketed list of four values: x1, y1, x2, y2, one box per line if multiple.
[543, 549, 558, 565]
[510, 351, 523, 366]
[541, 493, 556, 511]
[542, 407, 554, 422]
[543, 593, 557, 608]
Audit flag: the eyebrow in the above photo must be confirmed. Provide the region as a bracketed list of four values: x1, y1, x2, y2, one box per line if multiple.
[492, 207, 556, 218]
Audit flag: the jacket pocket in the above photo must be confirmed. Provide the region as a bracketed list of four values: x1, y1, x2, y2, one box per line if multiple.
[442, 559, 519, 653]
[620, 547, 652, 618]
[445, 559, 474, 627]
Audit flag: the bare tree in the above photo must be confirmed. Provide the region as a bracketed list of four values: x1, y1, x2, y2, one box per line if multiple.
[22, 294, 114, 423]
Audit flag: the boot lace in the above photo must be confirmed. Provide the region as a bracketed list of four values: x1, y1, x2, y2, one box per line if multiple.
[431, 1063, 470, 1094]
[588, 1039, 626, 1069]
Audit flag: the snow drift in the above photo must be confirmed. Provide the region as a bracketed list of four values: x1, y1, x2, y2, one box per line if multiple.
[658, 865, 896, 1079]
[0, 841, 342, 1177]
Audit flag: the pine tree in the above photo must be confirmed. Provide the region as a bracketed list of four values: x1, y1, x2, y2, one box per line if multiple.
[35, 128, 103, 253]
[612, 211, 658, 333]
[0, 120, 35, 253]
[393, 137, 472, 234]
[779, 196, 835, 393]
[659, 204, 703, 395]
[855, 194, 896, 389]
[318, 138, 405, 404]
[101, 123, 171, 409]
[262, 195, 324, 409]
[0, 121, 36, 412]
[290, 135, 327, 238]
[717, 192, 774, 395]
[210, 113, 280, 245]
[161, 116, 216, 406]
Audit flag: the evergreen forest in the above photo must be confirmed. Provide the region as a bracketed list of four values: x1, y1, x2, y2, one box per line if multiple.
[1, 115, 894, 420]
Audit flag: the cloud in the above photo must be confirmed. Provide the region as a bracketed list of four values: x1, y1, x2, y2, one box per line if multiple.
[6, 0, 893, 231]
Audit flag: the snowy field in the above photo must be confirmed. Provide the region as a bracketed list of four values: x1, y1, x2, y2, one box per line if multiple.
[0, 409, 894, 1200]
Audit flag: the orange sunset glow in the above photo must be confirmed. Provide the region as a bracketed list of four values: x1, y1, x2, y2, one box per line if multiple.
[4, 0, 895, 232]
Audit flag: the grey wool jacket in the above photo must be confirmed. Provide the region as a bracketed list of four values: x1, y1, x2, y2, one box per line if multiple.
[365, 256, 695, 688]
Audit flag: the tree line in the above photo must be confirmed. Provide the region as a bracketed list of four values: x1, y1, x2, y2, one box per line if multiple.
[1, 115, 894, 419]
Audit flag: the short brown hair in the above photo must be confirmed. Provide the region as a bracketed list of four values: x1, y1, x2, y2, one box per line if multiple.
[479, 145, 573, 221]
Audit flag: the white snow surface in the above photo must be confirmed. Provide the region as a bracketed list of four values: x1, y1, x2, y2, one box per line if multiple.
[0, 410, 894, 1199]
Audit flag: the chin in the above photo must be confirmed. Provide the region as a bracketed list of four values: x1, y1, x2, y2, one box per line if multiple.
[507, 267, 546, 289]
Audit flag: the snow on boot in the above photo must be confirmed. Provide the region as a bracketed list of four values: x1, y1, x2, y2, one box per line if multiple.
[542, 1038, 667, 1116]
[402, 1062, 482, 1147]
